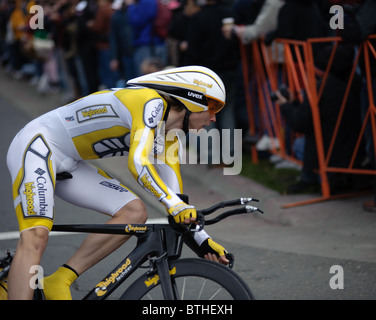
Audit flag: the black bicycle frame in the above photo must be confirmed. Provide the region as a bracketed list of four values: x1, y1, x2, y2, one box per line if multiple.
[50, 198, 263, 300]
[52, 223, 184, 300]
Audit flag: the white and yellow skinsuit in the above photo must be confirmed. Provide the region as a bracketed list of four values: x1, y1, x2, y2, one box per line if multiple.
[6, 87, 211, 243]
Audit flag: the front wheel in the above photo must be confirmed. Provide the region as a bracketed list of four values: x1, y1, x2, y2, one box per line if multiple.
[120, 258, 254, 300]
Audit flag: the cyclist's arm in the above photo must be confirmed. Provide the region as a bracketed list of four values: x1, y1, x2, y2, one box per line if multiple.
[153, 139, 229, 264]
[128, 129, 183, 210]
[127, 98, 183, 212]
[153, 134, 184, 195]
[183, 228, 229, 266]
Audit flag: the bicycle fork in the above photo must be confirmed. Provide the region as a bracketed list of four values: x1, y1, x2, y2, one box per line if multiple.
[147, 253, 178, 300]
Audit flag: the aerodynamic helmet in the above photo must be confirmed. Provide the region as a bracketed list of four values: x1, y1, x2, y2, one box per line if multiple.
[127, 66, 226, 114]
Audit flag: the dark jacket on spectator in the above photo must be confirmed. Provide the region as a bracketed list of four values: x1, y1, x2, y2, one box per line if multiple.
[185, 1, 239, 73]
[265, 0, 327, 45]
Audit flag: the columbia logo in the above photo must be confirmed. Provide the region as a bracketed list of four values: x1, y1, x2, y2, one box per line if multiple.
[35, 168, 46, 176]
[149, 117, 154, 124]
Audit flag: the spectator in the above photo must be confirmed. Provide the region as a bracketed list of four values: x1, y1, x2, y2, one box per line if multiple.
[76, 0, 100, 94]
[233, 0, 265, 25]
[223, 0, 283, 44]
[0, 0, 12, 66]
[279, 44, 363, 194]
[263, 0, 328, 71]
[221, 0, 284, 148]
[109, 0, 135, 83]
[140, 56, 164, 74]
[185, 0, 239, 166]
[341, 0, 376, 211]
[168, 0, 201, 66]
[263, 0, 328, 74]
[32, 1, 61, 95]
[46, 0, 77, 102]
[8, 0, 28, 77]
[264, 0, 327, 46]
[125, 0, 167, 76]
[258, 0, 327, 156]
[87, 0, 117, 89]
[60, 0, 89, 99]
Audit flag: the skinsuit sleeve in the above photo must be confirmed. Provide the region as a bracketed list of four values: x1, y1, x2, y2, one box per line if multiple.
[115, 88, 183, 210]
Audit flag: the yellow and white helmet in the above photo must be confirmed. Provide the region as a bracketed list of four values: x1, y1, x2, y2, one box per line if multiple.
[127, 65, 226, 114]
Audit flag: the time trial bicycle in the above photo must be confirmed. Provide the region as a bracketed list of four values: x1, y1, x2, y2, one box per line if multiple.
[1, 196, 263, 300]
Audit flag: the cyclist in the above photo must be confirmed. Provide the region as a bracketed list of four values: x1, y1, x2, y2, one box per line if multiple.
[6, 65, 230, 300]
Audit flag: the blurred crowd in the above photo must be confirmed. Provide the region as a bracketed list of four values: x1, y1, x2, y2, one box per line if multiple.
[1, 0, 376, 199]
[0, 0, 367, 105]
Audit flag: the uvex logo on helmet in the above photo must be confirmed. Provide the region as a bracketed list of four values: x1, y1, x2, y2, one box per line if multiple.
[187, 91, 204, 100]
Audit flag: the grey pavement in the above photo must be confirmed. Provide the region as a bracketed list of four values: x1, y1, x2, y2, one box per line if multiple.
[1, 69, 376, 300]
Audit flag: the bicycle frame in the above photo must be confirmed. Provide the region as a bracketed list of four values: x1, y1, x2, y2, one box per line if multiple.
[49, 198, 263, 300]
[52, 223, 184, 300]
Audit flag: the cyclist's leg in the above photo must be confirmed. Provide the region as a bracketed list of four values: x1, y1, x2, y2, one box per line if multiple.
[46, 162, 146, 298]
[6, 133, 56, 300]
[64, 198, 147, 275]
[7, 227, 49, 300]
[42, 199, 146, 300]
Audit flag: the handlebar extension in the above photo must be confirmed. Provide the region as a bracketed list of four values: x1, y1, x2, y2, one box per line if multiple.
[204, 205, 263, 226]
[197, 198, 260, 216]
[192, 198, 263, 229]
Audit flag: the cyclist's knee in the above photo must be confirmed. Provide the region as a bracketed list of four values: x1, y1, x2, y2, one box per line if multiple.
[114, 199, 148, 224]
[19, 227, 49, 254]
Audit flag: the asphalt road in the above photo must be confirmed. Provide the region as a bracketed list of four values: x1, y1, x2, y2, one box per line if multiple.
[1, 71, 376, 301]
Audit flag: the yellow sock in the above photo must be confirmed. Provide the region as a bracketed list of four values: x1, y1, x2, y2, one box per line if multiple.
[43, 266, 78, 300]
[0, 278, 8, 300]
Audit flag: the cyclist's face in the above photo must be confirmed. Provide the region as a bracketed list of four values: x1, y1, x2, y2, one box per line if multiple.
[189, 111, 216, 130]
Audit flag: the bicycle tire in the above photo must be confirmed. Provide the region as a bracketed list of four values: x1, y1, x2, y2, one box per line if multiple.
[120, 258, 254, 300]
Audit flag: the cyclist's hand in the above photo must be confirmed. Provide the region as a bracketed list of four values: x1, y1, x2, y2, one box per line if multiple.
[168, 202, 197, 224]
[201, 238, 230, 266]
[205, 253, 229, 266]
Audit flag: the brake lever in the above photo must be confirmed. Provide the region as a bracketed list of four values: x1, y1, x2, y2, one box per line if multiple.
[188, 211, 204, 232]
[167, 212, 205, 233]
[225, 252, 235, 269]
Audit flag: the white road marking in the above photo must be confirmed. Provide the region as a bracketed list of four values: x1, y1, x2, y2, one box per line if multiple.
[0, 231, 80, 241]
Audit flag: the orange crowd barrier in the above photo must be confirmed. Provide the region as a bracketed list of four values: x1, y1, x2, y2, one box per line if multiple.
[240, 35, 376, 208]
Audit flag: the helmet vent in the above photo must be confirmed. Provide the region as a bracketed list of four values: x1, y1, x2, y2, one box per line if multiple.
[174, 74, 190, 83]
